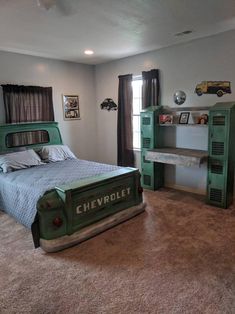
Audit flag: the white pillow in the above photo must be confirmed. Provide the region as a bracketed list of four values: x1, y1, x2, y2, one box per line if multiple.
[38, 145, 77, 162]
[0, 149, 44, 173]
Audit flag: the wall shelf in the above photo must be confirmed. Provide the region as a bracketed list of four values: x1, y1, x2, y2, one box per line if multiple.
[146, 147, 208, 167]
[159, 124, 208, 127]
[162, 106, 211, 113]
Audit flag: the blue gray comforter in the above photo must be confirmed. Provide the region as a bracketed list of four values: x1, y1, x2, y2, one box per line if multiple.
[0, 159, 120, 228]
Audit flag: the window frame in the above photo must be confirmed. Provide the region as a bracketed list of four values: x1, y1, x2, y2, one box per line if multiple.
[132, 76, 142, 151]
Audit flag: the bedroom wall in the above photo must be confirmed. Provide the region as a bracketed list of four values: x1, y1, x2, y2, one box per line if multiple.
[0, 51, 97, 161]
[94, 30, 235, 194]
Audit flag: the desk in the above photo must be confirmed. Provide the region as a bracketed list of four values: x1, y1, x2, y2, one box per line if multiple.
[146, 147, 208, 167]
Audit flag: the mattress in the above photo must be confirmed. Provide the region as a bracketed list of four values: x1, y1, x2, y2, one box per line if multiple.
[0, 159, 120, 228]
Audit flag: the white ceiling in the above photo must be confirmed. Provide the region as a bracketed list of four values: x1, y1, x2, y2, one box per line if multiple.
[1, 0, 235, 65]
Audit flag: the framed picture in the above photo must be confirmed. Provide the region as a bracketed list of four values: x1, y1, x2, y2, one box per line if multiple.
[159, 114, 173, 124]
[62, 94, 80, 120]
[179, 112, 190, 124]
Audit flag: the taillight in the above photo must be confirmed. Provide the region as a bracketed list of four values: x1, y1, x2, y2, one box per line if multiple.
[138, 186, 143, 194]
[53, 217, 63, 227]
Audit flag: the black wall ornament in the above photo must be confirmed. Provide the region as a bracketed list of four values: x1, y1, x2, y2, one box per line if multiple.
[100, 98, 117, 111]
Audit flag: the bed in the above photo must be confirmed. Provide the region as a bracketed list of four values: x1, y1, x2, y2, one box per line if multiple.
[0, 122, 145, 252]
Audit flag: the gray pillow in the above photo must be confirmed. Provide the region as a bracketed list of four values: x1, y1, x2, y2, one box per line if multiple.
[38, 145, 77, 162]
[0, 149, 45, 173]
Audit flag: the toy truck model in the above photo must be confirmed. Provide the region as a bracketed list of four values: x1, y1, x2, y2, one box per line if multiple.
[195, 81, 231, 97]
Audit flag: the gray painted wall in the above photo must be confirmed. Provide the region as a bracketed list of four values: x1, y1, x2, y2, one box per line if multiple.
[0, 51, 97, 161]
[1, 30, 235, 194]
[94, 30, 235, 194]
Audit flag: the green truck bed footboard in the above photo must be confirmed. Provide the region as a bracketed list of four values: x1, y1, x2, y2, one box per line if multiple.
[36, 168, 144, 252]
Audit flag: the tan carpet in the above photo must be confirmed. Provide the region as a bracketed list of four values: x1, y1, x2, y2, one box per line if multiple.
[1, 188, 235, 314]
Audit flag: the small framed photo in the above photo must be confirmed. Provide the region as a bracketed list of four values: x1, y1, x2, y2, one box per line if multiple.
[159, 114, 173, 124]
[62, 94, 80, 120]
[179, 112, 190, 124]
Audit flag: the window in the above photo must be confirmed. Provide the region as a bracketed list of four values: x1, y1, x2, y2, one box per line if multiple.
[132, 78, 142, 149]
[6, 130, 49, 148]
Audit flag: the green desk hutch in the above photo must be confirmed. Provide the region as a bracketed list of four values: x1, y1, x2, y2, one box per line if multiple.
[140, 102, 235, 208]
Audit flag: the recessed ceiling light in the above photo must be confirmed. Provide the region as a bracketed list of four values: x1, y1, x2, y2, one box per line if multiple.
[84, 50, 94, 55]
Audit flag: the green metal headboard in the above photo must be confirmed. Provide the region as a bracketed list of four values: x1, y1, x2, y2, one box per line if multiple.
[0, 121, 63, 153]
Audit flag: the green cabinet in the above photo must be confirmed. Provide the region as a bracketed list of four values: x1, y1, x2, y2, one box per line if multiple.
[207, 102, 235, 208]
[140, 106, 164, 190]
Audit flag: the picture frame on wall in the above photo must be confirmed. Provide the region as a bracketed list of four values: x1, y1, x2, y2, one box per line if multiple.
[179, 112, 190, 124]
[62, 94, 80, 120]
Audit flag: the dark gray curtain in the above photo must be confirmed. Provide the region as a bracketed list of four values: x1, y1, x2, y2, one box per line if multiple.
[117, 74, 134, 167]
[2, 84, 54, 147]
[142, 69, 160, 109]
[2, 84, 54, 123]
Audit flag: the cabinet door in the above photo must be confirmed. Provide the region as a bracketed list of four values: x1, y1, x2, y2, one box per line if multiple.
[141, 113, 154, 150]
[207, 157, 227, 206]
[140, 111, 164, 190]
[208, 111, 229, 159]
[207, 110, 229, 207]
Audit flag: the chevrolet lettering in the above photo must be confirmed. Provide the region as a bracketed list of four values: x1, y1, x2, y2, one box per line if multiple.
[76, 187, 131, 214]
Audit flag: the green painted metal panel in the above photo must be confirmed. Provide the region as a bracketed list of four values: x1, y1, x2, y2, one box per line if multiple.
[140, 106, 164, 190]
[69, 176, 136, 233]
[211, 102, 235, 110]
[207, 102, 235, 208]
[37, 169, 143, 240]
[37, 191, 67, 240]
[0, 122, 62, 153]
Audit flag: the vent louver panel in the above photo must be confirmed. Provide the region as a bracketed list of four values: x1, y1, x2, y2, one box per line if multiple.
[210, 188, 223, 203]
[211, 164, 223, 174]
[142, 117, 151, 125]
[143, 137, 151, 148]
[210, 159, 223, 174]
[212, 142, 224, 155]
[213, 116, 225, 125]
[143, 175, 151, 186]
